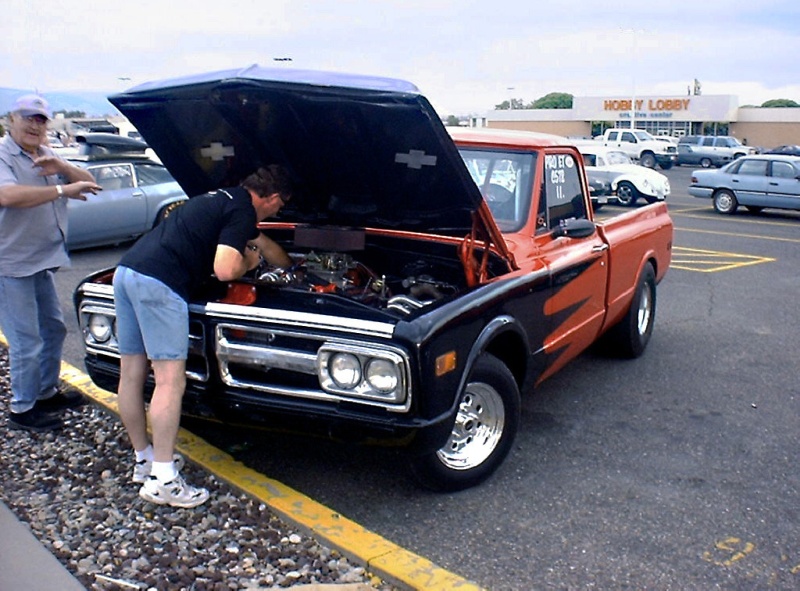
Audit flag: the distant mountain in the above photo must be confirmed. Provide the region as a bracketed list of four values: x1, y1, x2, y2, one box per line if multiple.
[0, 88, 120, 117]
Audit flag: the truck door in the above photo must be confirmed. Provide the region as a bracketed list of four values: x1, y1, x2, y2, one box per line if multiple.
[535, 150, 610, 382]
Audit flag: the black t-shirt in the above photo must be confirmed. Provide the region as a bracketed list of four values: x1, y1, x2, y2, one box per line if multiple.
[119, 186, 257, 301]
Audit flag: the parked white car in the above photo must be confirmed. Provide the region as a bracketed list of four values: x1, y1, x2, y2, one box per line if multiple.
[578, 144, 671, 206]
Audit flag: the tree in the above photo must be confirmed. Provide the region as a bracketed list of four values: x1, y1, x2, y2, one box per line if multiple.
[495, 93, 574, 110]
[761, 98, 799, 108]
[531, 92, 573, 109]
[494, 98, 526, 110]
[445, 115, 461, 126]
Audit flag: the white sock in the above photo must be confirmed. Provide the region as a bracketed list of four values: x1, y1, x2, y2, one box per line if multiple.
[135, 445, 154, 463]
[151, 460, 179, 483]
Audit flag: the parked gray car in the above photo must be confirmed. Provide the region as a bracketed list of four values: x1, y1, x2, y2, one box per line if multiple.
[65, 135, 187, 250]
[677, 135, 755, 168]
[688, 154, 800, 215]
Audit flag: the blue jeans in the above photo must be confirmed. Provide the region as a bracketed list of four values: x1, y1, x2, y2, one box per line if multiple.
[0, 270, 67, 413]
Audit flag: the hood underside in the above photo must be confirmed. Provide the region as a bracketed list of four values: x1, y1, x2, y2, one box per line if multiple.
[109, 65, 488, 235]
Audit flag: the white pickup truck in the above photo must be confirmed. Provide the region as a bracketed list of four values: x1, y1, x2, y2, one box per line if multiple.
[599, 128, 677, 170]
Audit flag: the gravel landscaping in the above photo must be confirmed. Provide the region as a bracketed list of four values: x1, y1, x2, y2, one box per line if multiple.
[0, 347, 399, 591]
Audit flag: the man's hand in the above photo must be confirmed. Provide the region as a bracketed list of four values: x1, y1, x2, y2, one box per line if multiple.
[63, 180, 102, 201]
[32, 155, 70, 177]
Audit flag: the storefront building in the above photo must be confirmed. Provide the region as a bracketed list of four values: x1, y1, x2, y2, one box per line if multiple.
[473, 94, 800, 150]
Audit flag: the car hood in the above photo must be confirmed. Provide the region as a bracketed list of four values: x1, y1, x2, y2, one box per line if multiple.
[108, 65, 494, 237]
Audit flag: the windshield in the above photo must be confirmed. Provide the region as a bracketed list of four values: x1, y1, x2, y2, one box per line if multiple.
[458, 148, 536, 232]
[605, 151, 632, 165]
[633, 130, 655, 141]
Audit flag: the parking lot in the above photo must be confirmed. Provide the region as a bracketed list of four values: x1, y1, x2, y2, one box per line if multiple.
[56, 164, 800, 590]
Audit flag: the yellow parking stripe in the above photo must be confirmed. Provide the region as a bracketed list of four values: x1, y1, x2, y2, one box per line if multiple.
[670, 246, 775, 273]
[0, 333, 484, 591]
[675, 226, 800, 245]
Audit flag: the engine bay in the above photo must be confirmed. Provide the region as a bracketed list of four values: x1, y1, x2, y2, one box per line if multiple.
[246, 250, 460, 315]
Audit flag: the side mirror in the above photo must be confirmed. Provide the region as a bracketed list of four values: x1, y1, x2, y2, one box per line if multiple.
[552, 217, 597, 239]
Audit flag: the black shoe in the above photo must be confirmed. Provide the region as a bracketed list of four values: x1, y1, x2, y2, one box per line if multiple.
[36, 388, 86, 412]
[8, 408, 63, 432]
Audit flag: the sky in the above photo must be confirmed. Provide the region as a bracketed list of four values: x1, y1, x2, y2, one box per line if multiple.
[3, 0, 800, 116]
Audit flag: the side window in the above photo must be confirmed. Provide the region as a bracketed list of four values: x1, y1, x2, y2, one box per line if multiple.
[91, 165, 133, 191]
[621, 132, 635, 143]
[607, 132, 619, 141]
[134, 163, 174, 187]
[771, 161, 797, 179]
[702, 137, 715, 147]
[542, 152, 587, 231]
[736, 160, 768, 176]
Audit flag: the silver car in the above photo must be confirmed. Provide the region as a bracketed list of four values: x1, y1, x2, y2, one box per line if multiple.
[688, 154, 800, 215]
[64, 135, 187, 250]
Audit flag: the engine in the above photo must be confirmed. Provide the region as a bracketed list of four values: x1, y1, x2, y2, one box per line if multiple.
[249, 251, 458, 314]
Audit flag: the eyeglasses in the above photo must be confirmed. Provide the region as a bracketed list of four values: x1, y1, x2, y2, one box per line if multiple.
[22, 115, 48, 125]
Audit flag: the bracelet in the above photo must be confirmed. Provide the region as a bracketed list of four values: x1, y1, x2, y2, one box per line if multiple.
[55, 184, 63, 197]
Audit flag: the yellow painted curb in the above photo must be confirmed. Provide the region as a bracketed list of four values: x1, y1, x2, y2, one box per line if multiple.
[1, 334, 485, 591]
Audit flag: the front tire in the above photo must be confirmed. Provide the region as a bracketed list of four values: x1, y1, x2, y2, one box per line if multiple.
[713, 190, 738, 214]
[700, 158, 712, 168]
[602, 262, 656, 359]
[616, 181, 639, 207]
[409, 354, 520, 492]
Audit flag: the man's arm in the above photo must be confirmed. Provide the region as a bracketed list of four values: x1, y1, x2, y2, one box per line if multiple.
[0, 156, 100, 208]
[0, 180, 100, 208]
[213, 244, 253, 282]
[251, 233, 292, 268]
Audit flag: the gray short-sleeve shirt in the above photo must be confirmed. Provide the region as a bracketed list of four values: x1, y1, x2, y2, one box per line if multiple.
[0, 135, 70, 276]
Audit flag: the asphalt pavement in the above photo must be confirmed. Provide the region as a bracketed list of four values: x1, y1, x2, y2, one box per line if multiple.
[41, 165, 800, 589]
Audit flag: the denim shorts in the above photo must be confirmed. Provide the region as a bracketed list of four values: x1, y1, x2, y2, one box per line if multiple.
[112, 266, 188, 360]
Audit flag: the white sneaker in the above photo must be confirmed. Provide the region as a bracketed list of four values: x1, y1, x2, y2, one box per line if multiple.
[132, 453, 185, 483]
[139, 474, 209, 508]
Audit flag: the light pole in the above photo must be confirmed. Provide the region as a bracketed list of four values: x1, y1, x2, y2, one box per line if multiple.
[507, 87, 515, 110]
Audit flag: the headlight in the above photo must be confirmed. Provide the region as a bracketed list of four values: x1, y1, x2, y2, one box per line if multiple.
[365, 358, 399, 393]
[317, 344, 409, 407]
[88, 314, 113, 343]
[328, 353, 362, 389]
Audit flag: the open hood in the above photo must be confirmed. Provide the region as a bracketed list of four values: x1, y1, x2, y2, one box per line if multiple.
[109, 65, 493, 236]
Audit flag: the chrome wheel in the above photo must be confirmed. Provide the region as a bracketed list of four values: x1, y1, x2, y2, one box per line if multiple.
[437, 382, 505, 471]
[409, 354, 520, 491]
[636, 279, 654, 337]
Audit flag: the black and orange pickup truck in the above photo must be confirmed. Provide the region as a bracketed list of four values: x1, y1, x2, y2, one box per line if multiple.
[74, 67, 673, 491]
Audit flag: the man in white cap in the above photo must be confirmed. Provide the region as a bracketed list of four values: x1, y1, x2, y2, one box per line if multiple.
[0, 94, 102, 431]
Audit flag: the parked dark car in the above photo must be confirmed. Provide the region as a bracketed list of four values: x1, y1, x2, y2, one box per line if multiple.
[688, 154, 800, 215]
[676, 143, 731, 168]
[765, 145, 800, 157]
[64, 134, 187, 250]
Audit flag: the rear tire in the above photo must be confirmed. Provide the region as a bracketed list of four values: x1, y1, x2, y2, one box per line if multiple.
[639, 153, 656, 168]
[700, 158, 712, 168]
[409, 354, 520, 492]
[713, 190, 738, 214]
[602, 262, 656, 359]
[154, 201, 186, 226]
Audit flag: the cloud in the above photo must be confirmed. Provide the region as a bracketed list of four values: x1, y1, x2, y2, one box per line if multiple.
[3, 0, 799, 114]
